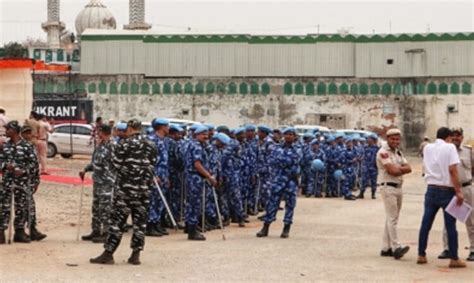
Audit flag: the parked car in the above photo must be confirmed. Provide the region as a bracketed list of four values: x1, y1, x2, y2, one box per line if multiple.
[294, 125, 331, 136]
[47, 123, 94, 158]
[141, 118, 197, 134]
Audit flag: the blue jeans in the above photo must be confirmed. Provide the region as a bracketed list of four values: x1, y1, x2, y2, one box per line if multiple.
[418, 186, 458, 259]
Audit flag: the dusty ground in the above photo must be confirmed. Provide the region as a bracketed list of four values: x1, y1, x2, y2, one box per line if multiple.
[1, 156, 473, 282]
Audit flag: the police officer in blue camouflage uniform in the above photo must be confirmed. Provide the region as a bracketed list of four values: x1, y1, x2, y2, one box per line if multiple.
[184, 125, 218, 240]
[300, 133, 314, 192]
[168, 124, 185, 226]
[80, 125, 116, 243]
[257, 127, 302, 238]
[207, 132, 231, 229]
[234, 128, 249, 220]
[325, 135, 340, 197]
[203, 124, 219, 230]
[340, 137, 357, 200]
[221, 128, 246, 227]
[90, 119, 157, 265]
[255, 125, 274, 213]
[215, 126, 231, 224]
[306, 139, 326, 198]
[299, 132, 314, 196]
[146, 118, 171, 237]
[244, 125, 259, 215]
[360, 134, 379, 199]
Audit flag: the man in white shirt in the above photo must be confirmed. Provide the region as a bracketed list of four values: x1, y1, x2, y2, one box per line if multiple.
[418, 127, 466, 268]
[438, 127, 474, 262]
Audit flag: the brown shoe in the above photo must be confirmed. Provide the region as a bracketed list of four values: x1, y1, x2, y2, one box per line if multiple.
[448, 259, 466, 268]
[417, 256, 428, 264]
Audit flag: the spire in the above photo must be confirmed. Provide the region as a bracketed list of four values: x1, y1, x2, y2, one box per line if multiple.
[124, 0, 151, 30]
[42, 0, 66, 48]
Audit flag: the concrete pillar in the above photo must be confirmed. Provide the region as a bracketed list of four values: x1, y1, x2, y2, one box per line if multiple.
[124, 0, 151, 30]
[42, 0, 65, 49]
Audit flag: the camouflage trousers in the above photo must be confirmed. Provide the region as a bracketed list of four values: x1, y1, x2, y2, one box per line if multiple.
[221, 176, 245, 221]
[104, 188, 150, 253]
[184, 174, 204, 227]
[91, 182, 114, 234]
[169, 172, 184, 221]
[264, 179, 297, 225]
[0, 183, 31, 230]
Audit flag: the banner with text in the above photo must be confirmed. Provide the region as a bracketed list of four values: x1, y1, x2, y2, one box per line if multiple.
[33, 100, 93, 124]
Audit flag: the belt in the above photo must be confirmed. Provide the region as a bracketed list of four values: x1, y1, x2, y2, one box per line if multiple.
[428, 185, 454, 191]
[462, 180, 472, 187]
[378, 182, 401, 188]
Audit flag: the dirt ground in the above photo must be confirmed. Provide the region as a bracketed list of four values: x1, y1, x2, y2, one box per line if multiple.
[1, 155, 473, 282]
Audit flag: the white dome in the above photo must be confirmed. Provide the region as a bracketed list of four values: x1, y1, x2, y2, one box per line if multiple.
[75, 0, 116, 36]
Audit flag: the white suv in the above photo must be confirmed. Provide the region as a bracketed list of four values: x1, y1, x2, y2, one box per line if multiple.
[47, 123, 94, 158]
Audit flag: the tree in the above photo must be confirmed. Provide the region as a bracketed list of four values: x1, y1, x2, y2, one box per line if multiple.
[22, 37, 48, 48]
[3, 42, 27, 58]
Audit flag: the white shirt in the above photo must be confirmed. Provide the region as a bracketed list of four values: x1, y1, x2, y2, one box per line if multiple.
[423, 139, 460, 187]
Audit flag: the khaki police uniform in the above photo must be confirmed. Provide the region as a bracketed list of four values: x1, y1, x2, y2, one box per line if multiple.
[377, 141, 408, 252]
[443, 144, 474, 253]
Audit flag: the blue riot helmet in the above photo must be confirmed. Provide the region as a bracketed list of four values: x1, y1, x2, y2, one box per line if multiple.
[311, 159, 325, 172]
[334, 169, 344, 180]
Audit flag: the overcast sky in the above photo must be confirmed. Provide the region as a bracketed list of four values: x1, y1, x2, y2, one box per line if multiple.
[1, 0, 473, 44]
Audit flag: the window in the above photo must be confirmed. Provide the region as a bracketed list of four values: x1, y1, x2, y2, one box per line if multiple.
[74, 126, 91, 136]
[387, 59, 394, 65]
[320, 115, 327, 123]
[55, 126, 72, 134]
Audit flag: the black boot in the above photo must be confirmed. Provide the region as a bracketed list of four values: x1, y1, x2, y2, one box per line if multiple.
[156, 225, 169, 236]
[90, 250, 114, 264]
[82, 230, 101, 241]
[238, 219, 246, 228]
[92, 233, 106, 243]
[30, 225, 47, 241]
[14, 229, 31, 243]
[357, 190, 364, 199]
[281, 224, 291, 238]
[371, 190, 376, 199]
[188, 225, 206, 241]
[0, 230, 5, 244]
[128, 250, 141, 265]
[256, 222, 270, 238]
[145, 223, 163, 237]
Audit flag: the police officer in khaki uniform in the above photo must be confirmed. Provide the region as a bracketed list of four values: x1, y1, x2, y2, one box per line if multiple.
[438, 127, 474, 261]
[377, 128, 412, 260]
